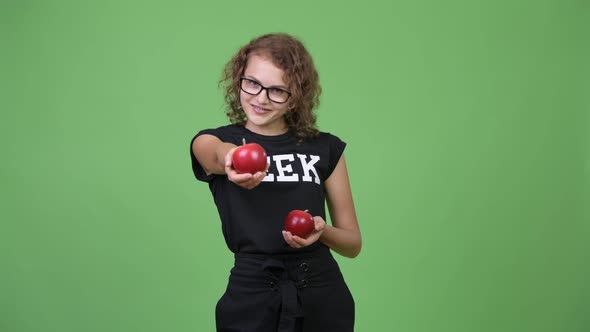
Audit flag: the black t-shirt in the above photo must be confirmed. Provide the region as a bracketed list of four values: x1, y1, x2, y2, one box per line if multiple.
[190, 124, 346, 255]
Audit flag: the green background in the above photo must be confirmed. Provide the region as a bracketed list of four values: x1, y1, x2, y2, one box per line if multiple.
[1, 0, 588, 331]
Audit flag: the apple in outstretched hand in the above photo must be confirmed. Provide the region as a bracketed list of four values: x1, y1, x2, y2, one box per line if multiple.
[231, 138, 267, 174]
[284, 209, 315, 239]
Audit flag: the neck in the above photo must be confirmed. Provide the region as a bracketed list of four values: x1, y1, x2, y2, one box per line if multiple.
[245, 123, 288, 136]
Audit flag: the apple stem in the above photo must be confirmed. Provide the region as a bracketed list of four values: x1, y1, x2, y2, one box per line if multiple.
[304, 209, 309, 213]
[242, 138, 246, 145]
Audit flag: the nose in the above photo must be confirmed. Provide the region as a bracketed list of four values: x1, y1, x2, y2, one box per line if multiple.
[255, 88, 270, 104]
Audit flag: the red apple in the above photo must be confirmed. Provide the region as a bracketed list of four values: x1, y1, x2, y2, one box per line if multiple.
[284, 210, 315, 239]
[232, 139, 267, 174]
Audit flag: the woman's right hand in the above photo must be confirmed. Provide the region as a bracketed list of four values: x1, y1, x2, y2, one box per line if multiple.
[224, 147, 269, 190]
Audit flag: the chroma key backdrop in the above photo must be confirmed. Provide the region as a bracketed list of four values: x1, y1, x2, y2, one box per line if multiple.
[1, 1, 588, 331]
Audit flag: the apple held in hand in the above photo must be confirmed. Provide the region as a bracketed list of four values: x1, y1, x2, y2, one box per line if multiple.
[232, 139, 267, 174]
[284, 209, 315, 239]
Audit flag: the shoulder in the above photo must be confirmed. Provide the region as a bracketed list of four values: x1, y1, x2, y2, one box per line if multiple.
[304, 131, 346, 179]
[300, 129, 346, 161]
[318, 131, 344, 141]
[201, 124, 243, 135]
[308, 130, 346, 147]
[194, 124, 246, 142]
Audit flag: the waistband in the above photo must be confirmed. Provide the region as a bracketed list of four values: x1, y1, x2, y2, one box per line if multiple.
[234, 245, 331, 261]
[232, 247, 334, 331]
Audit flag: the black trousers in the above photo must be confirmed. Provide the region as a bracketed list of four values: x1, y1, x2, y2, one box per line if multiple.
[215, 248, 355, 332]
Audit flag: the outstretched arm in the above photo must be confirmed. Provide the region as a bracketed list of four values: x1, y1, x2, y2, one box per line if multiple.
[192, 134, 267, 189]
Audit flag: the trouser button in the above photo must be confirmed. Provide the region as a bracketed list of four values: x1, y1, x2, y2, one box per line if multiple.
[300, 262, 309, 272]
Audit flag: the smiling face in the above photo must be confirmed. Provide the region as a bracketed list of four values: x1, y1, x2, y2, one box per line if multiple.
[240, 54, 291, 136]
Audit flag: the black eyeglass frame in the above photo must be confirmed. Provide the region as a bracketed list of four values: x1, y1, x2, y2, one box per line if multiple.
[239, 77, 292, 104]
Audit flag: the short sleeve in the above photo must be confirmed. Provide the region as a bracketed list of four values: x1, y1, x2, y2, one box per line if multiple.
[190, 128, 226, 183]
[325, 134, 347, 179]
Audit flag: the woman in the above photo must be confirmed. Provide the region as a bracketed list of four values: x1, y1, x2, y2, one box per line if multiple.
[190, 33, 361, 332]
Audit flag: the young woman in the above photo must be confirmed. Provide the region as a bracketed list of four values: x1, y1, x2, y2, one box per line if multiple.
[190, 33, 361, 332]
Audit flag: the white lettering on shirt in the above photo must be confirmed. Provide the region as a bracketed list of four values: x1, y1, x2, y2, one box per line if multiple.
[260, 153, 321, 184]
[273, 154, 299, 182]
[262, 156, 274, 182]
[297, 154, 320, 184]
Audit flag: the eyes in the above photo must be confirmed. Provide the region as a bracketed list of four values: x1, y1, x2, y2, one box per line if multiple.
[240, 77, 292, 104]
[245, 79, 259, 88]
[244, 79, 285, 94]
[269, 87, 287, 95]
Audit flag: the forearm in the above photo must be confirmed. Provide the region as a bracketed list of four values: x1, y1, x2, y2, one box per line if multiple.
[319, 224, 362, 258]
[212, 142, 237, 175]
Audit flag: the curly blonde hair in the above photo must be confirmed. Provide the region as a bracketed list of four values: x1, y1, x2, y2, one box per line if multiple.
[220, 33, 321, 142]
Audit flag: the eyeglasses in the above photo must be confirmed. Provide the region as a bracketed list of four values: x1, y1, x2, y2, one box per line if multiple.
[240, 77, 292, 104]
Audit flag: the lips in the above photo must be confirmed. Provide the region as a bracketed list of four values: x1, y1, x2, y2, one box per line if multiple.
[251, 104, 271, 114]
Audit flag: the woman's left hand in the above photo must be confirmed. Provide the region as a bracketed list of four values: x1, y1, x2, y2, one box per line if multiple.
[282, 216, 326, 248]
